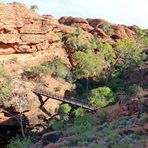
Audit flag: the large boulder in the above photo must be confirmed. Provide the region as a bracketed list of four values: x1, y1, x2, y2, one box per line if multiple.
[111, 25, 136, 39]
[87, 18, 106, 28]
[59, 16, 88, 25]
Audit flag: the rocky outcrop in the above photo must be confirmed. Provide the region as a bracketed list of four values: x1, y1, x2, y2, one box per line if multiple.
[0, 2, 72, 127]
[0, 3, 138, 55]
[0, 2, 60, 54]
[87, 18, 106, 28]
[110, 25, 136, 39]
[59, 16, 88, 25]
[90, 28, 113, 43]
[59, 16, 137, 41]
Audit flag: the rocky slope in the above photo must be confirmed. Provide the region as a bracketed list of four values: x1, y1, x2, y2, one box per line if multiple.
[0, 2, 72, 127]
[0, 1, 146, 125]
[0, 2, 147, 147]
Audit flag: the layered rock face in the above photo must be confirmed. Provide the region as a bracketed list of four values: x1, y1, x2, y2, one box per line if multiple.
[0, 3, 137, 55]
[0, 2, 60, 54]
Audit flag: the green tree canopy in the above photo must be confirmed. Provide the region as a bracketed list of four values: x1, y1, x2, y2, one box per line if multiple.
[73, 50, 103, 79]
[115, 38, 145, 69]
[88, 86, 116, 107]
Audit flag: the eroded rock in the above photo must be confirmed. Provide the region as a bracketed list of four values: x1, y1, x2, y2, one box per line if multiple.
[0, 2, 60, 54]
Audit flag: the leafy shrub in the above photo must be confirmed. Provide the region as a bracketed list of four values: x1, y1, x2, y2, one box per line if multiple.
[73, 50, 103, 79]
[100, 21, 115, 36]
[100, 43, 116, 64]
[68, 113, 95, 140]
[74, 108, 85, 117]
[29, 65, 50, 74]
[88, 87, 116, 107]
[8, 136, 33, 148]
[109, 77, 125, 92]
[51, 119, 65, 130]
[62, 28, 94, 52]
[58, 103, 71, 121]
[127, 84, 145, 98]
[115, 38, 144, 69]
[62, 28, 105, 54]
[29, 58, 71, 81]
[47, 58, 71, 81]
[0, 67, 12, 108]
[98, 110, 110, 122]
[112, 142, 132, 148]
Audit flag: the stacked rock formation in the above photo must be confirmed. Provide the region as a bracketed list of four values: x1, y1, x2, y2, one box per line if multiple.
[0, 2, 60, 54]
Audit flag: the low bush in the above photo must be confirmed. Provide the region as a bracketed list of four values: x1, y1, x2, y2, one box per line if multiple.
[58, 103, 71, 121]
[51, 119, 65, 130]
[98, 110, 110, 122]
[8, 136, 33, 148]
[0, 67, 12, 108]
[28, 58, 71, 81]
[127, 84, 145, 98]
[74, 108, 85, 117]
[29, 64, 50, 74]
[68, 113, 95, 140]
[88, 86, 116, 107]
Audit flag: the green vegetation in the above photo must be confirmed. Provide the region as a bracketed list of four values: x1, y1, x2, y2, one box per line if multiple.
[8, 136, 33, 148]
[127, 84, 145, 98]
[68, 112, 96, 140]
[58, 103, 71, 121]
[98, 110, 110, 122]
[74, 108, 85, 117]
[0, 66, 12, 108]
[115, 38, 145, 70]
[28, 57, 71, 81]
[5, 22, 147, 147]
[139, 113, 148, 122]
[73, 50, 103, 79]
[62, 28, 95, 52]
[29, 64, 51, 74]
[88, 87, 116, 107]
[30, 5, 39, 11]
[0, 66, 5, 77]
[100, 21, 115, 36]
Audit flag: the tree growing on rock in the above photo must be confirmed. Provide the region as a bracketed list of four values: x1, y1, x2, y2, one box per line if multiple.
[30, 5, 39, 12]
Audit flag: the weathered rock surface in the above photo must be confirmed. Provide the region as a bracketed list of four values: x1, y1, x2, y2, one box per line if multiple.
[0, 2, 60, 54]
[59, 16, 137, 41]
[111, 25, 136, 39]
